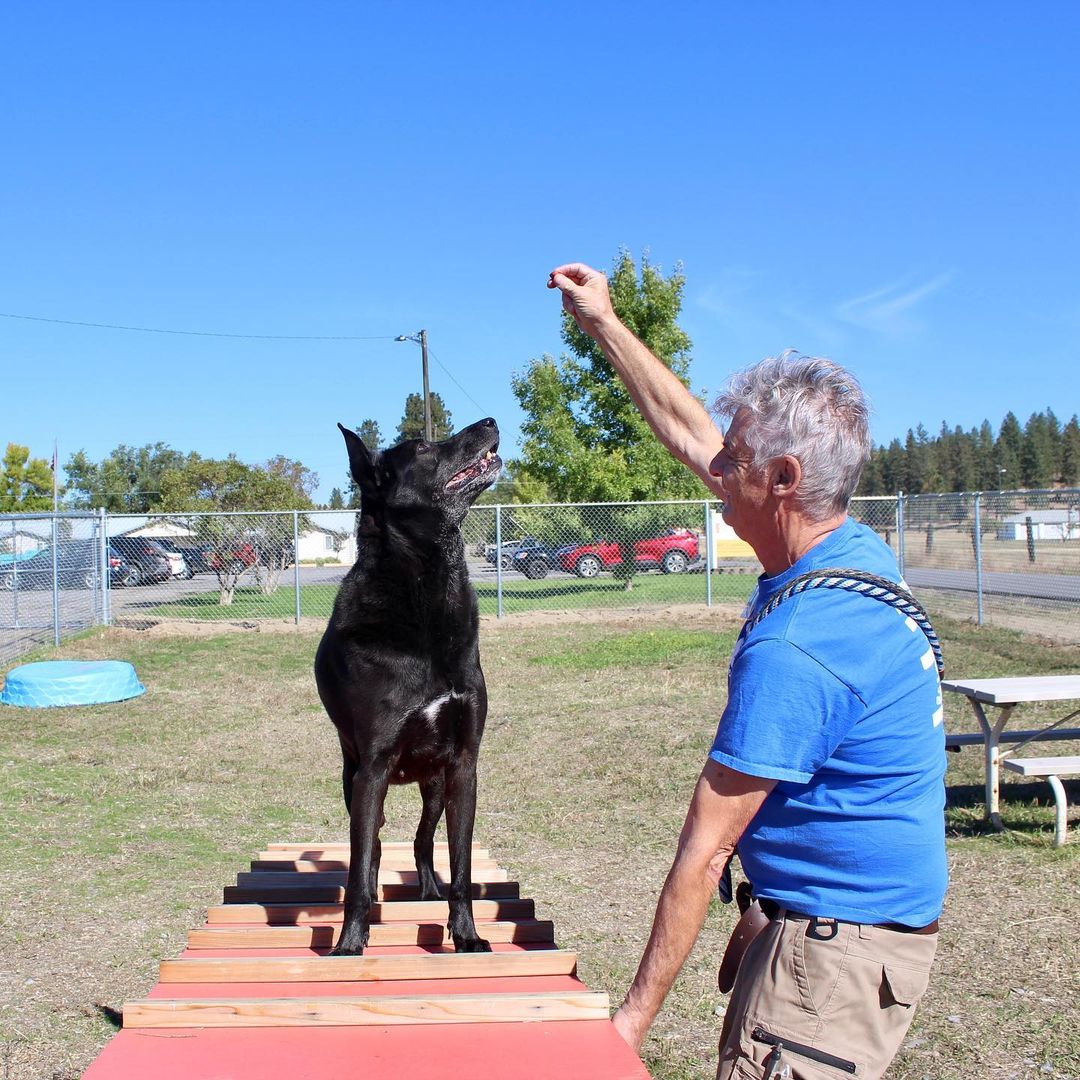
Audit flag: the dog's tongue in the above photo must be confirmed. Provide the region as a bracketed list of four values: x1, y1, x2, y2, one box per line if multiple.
[447, 451, 497, 489]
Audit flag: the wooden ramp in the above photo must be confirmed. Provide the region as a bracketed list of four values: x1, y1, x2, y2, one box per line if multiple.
[82, 841, 650, 1079]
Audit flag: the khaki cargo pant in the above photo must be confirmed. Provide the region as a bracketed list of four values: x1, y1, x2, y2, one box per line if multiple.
[716, 910, 937, 1079]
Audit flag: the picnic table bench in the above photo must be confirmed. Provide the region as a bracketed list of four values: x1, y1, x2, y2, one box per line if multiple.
[940, 675, 1080, 830]
[1000, 756, 1080, 846]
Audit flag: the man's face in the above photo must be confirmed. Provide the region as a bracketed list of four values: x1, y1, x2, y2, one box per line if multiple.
[708, 409, 772, 542]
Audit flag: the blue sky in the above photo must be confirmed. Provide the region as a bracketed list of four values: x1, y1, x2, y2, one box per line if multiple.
[3, 3, 1078, 503]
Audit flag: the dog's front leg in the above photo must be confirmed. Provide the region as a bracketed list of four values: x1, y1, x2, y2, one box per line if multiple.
[444, 757, 491, 953]
[414, 776, 446, 901]
[332, 763, 391, 956]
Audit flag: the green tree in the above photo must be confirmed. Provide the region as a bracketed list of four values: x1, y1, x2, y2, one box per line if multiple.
[512, 251, 710, 588]
[974, 420, 998, 490]
[327, 487, 345, 510]
[159, 456, 312, 604]
[1061, 415, 1080, 486]
[512, 250, 709, 504]
[346, 419, 385, 508]
[996, 412, 1023, 488]
[0, 444, 54, 511]
[357, 419, 383, 451]
[262, 455, 319, 502]
[395, 393, 453, 443]
[65, 443, 191, 511]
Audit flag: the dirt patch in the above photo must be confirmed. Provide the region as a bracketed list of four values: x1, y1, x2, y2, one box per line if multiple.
[111, 615, 328, 637]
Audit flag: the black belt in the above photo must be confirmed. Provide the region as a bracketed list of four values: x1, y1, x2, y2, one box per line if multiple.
[758, 898, 939, 936]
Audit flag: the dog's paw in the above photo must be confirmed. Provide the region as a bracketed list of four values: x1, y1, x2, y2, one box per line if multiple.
[329, 941, 366, 957]
[454, 935, 492, 953]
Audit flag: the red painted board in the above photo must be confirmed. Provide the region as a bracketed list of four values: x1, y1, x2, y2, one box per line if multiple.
[83, 1020, 651, 1079]
[176, 942, 554, 959]
[146, 974, 586, 999]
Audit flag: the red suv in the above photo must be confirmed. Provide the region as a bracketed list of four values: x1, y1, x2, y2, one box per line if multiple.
[558, 529, 700, 578]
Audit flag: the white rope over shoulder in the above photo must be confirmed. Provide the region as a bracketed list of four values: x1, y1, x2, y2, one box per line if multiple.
[742, 567, 944, 679]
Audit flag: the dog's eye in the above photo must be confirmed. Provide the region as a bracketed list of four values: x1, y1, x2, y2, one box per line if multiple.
[416, 443, 431, 454]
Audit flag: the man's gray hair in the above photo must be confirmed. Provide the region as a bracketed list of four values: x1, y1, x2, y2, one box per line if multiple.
[715, 351, 871, 520]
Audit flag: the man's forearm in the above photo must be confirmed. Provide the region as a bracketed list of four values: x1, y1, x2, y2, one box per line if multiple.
[591, 316, 723, 485]
[620, 850, 721, 1028]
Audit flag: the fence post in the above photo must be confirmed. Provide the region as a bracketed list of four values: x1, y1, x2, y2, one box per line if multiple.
[11, 519, 20, 629]
[1025, 516, 1036, 563]
[51, 514, 61, 646]
[293, 511, 302, 625]
[100, 507, 111, 627]
[896, 492, 906, 577]
[495, 505, 504, 620]
[973, 493, 984, 626]
[704, 501, 713, 608]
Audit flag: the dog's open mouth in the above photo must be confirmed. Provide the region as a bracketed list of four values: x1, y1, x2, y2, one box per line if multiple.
[446, 447, 501, 491]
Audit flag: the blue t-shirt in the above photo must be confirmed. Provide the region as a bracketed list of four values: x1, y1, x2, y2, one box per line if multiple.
[709, 517, 947, 927]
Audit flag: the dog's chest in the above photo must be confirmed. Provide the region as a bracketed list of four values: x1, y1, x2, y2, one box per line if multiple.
[391, 690, 473, 782]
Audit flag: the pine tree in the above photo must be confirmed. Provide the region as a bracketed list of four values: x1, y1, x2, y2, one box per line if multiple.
[1061, 416, 1080, 486]
[395, 393, 453, 443]
[996, 412, 1023, 488]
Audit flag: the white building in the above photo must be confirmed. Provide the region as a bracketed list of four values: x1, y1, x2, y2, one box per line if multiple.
[997, 509, 1080, 541]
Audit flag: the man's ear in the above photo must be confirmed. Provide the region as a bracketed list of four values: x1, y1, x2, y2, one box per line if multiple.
[771, 454, 802, 500]
[338, 423, 379, 492]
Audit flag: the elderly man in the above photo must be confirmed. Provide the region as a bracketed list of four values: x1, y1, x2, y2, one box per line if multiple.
[548, 263, 946, 1080]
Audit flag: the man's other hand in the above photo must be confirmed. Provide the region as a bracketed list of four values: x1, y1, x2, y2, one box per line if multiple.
[548, 262, 619, 338]
[611, 1001, 650, 1054]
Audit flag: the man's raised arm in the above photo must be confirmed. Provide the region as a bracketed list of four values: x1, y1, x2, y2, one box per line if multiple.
[548, 262, 725, 492]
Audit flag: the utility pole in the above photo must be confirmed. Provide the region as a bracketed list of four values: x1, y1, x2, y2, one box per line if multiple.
[419, 329, 432, 441]
[395, 330, 433, 441]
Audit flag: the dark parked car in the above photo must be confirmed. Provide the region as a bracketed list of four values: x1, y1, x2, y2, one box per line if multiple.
[108, 536, 174, 585]
[0, 539, 103, 591]
[107, 544, 139, 587]
[173, 542, 214, 574]
[508, 538, 564, 580]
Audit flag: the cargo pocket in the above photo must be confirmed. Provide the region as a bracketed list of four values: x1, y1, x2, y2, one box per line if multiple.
[881, 962, 931, 1008]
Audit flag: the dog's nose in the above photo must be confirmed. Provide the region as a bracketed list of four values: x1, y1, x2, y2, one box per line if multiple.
[481, 417, 496, 428]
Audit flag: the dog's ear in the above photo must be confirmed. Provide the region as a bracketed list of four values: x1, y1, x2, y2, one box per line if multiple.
[338, 423, 380, 493]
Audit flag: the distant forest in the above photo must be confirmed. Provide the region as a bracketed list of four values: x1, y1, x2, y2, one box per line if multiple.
[857, 409, 1080, 495]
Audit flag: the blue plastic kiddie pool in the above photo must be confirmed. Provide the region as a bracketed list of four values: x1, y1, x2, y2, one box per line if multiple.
[0, 660, 146, 708]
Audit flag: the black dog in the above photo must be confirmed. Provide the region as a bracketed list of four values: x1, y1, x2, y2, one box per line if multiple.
[314, 417, 501, 955]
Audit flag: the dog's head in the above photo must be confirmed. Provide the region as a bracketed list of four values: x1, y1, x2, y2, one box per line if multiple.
[339, 417, 501, 536]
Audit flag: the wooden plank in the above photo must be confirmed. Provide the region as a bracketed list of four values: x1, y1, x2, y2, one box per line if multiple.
[265, 841, 488, 853]
[187, 919, 555, 950]
[222, 881, 520, 904]
[206, 898, 535, 925]
[234, 868, 509, 888]
[123, 991, 610, 1028]
[160, 949, 577, 984]
[260, 845, 490, 859]
[250, 858, 500, 873]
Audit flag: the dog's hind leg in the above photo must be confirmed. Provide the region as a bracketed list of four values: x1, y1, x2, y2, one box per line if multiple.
[414, 776, 446, 901]
[444, 757, 491, 953]
[332, 763, 391, 957]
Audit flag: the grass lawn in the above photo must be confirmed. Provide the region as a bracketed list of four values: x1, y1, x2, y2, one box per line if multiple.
[141, 570, 757, 621]
[0, 608, 1077, 1079]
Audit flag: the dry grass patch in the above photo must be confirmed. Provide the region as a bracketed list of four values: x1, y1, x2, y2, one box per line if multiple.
[0, 609, 1077, 1079]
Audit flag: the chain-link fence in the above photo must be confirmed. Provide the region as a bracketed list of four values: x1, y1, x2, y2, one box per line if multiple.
[876, 489, 1080, 642]
[0, 511, 111, 668]
[2, 492, 1078, 667]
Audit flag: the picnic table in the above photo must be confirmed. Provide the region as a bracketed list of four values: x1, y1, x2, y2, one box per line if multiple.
[941, 675, 1080, 828]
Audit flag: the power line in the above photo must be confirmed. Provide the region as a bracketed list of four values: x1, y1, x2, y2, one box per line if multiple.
[0, 311, 396, 342]
[427, 347, 488, 415]
[3, 308, 493, 421]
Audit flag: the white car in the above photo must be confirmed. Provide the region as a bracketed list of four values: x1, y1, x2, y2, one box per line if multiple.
[153, 540, 193, 580]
